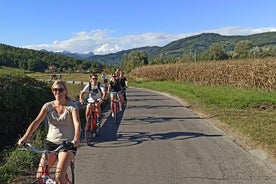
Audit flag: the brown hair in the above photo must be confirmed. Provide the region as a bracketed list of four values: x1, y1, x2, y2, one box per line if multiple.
[90, 74, 98, 78]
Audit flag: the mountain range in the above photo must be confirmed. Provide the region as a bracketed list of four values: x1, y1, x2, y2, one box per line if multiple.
[57, 32, 276, 65]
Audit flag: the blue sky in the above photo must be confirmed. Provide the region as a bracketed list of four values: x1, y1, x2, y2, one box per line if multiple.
[1, 0, 276, 55]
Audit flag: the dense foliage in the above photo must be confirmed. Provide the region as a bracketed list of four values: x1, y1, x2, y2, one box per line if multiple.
[0, 44, 105, 73]
[0, 71, 52, 151]
[121, 50, 149, 73]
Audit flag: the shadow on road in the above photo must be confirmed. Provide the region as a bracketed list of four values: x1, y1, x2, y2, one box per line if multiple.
[122, 116, 206, 125]
[88, 130, 222, 148]
[81, 89, 223, 149]
[83, 104, 127, 147]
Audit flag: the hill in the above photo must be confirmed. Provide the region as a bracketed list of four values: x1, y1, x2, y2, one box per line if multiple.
[1, 32, 276, 67]
[86, 32, 276, 65]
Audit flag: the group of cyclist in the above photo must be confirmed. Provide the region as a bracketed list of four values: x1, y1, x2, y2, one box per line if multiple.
[80, 70, 128, 121]
[17, 70, 128, 184]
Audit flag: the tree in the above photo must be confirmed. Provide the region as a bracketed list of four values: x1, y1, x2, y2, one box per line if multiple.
[121, 51, 148, 73]
[234, 40, 253, 59]
[81, 61, 92, 71]
[27, 59, 47, 72]
[204, 43, 228, 60]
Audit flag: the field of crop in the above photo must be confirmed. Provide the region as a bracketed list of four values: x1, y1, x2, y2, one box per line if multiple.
[130, 58, 276, 91]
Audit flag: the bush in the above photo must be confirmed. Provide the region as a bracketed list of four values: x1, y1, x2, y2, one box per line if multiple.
[0, 71, 52, 154]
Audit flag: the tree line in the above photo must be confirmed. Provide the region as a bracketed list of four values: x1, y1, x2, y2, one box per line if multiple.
[0, 44, 105, 73]
[150, 40, 276, 64]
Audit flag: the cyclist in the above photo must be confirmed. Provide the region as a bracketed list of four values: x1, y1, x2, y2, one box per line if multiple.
[79, 74, 106, 123]
[108, 73, 123, 117]
[119, 71, 128, 102]
[18, 80, 81, 184]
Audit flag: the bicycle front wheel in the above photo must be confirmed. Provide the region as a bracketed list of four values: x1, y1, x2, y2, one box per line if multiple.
[65, 161, 75, 184]
[85, 117, 93, 145]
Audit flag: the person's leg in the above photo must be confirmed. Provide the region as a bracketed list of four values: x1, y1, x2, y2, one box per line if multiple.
[96, 103, 102, 123]
[36, 153, 57, 182]
[55, 151, 74, 184]
[96, 103, 101, 116]
[36, 154, 45, 182]
[118, 93, 123, 111]
[85, 106, 90, 121]
[110, 93, 115, 117]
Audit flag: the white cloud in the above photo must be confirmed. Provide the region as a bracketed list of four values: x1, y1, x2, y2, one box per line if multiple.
[22, 27, 276, 55]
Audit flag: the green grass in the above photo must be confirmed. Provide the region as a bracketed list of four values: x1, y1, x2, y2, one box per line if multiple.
[129, 79, 276, 159]
[27, 72, 93, 82]
[131, 80, 276, 108]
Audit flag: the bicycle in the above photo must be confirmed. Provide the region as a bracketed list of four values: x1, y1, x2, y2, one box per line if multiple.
[21, 141, 75, 184]
[85, 97, 101, 145]
[111, 92, 120, 124]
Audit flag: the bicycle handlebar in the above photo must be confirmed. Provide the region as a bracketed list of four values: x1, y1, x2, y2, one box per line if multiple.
[22, 141, 74, 154]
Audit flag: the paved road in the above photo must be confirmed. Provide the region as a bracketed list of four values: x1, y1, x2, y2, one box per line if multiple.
[75, 87, 276, 184]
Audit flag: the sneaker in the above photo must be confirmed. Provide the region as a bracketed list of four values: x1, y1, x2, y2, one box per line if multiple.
[112, 112, 114, 117]
[119, 107, 122, 111]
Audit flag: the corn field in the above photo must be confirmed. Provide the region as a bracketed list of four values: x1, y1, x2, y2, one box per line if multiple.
[130, 58, 276, 91]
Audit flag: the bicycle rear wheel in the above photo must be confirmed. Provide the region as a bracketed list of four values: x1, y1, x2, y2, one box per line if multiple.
[65, 161, 75, 184]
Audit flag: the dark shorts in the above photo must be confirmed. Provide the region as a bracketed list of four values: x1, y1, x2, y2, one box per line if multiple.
[44, 140, 77, 155]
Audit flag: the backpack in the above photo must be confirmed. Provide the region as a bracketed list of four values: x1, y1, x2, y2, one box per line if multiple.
[89, 82, 103, 96]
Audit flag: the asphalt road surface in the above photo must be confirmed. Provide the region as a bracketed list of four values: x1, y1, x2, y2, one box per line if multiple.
[75, 87, 276, 184]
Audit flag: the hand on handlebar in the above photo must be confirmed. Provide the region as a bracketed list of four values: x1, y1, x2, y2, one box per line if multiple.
[98, 98, 103, 103]
[18, 137, 28, 147]
[80, 99, 85, 105]
[71, 139, 80, 147]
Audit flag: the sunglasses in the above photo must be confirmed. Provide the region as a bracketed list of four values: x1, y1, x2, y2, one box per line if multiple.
[52, 88, 65, 92]
[92, 78, 98, 80]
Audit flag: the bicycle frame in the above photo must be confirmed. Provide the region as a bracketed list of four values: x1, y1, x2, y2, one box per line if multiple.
[85, 99, 100, 144]
[22, 142, 75, 184]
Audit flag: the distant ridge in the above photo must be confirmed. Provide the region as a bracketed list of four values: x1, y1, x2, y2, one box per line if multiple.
[85, 31, 276, 65]
[2, 31, 276, 66]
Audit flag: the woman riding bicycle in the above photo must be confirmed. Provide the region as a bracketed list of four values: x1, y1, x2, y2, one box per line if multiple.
[18, 80, 81, 184]
[108, 73, 123, 117]
[79, 74, 105, 123]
